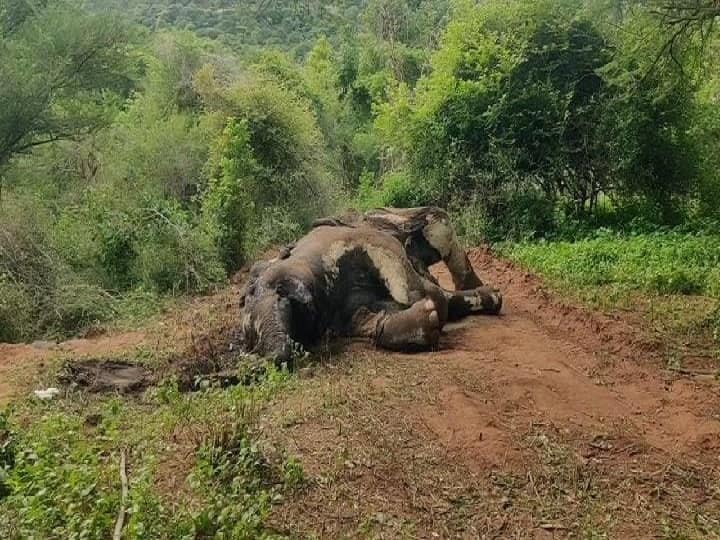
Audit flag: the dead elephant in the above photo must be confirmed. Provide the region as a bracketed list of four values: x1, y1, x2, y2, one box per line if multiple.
[240, 207, 502, 364]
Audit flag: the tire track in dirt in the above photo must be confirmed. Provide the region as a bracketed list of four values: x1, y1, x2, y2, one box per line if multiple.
[464, 249, 720, 456]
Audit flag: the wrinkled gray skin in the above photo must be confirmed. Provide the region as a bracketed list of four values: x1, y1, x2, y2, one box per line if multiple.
[240, 207, 502, 365]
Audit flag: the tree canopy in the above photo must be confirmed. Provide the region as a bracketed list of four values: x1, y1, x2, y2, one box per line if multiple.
[0, 1, 136, 168]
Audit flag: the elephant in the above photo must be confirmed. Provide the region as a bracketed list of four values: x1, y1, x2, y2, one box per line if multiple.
[239, 207, 502, 364]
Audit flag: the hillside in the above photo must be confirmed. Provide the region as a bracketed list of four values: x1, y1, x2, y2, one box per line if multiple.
[85, 0, 367, 54]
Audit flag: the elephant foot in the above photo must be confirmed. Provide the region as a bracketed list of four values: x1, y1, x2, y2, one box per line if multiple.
[447, 287, 503, 320]
[474, 286, 503, 315]
[375, 299, 441, 352]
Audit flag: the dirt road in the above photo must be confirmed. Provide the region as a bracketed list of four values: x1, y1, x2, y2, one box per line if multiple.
[1, 249, 718, 537]
[264, 249, 720, 538]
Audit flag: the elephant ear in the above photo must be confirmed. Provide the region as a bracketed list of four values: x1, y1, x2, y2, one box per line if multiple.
[276, 278, 313, 306]
[240, 260, 273, 308]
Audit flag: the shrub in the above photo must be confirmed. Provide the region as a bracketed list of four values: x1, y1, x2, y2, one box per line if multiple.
[0, 277, 33, 343]
[130, 203, 224, 293]
[48, 277, 118, 337]
[374, 0, 705, 229]
[200, 78, 341, 270]
[356, 169, 429, 210]
[706, 268, 720, 299]
[0, 198, 60, 340]
[191, 423, 274, 539]
[201, 119, 257, 269]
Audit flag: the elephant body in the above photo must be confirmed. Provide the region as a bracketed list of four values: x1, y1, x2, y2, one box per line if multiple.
[240, 207, 502, 363]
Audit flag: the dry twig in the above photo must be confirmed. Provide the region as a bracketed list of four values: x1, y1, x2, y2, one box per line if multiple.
[113, 448, 129, 540]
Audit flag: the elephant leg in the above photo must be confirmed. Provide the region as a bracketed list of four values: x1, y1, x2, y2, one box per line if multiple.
[445, 245, 484, 290]
[349, 298, 442, 352]
[445, 287, 503, 321]
[422, 212, 484, 291]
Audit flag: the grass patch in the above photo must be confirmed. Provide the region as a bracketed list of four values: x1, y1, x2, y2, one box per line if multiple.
[502, 231, 720, 298]
[0, 366, 302, 539]
[501, 231, 720, 364]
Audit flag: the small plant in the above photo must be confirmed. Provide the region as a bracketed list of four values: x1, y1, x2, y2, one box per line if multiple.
[282, 456, 306, 489]
[504, 231, 720, 299]
[0, 410, 16, 499]
[155, 376, 182, 405]
[191, 422, 277, 539]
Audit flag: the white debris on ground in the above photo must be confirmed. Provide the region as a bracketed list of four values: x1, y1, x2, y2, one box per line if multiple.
[33, 388, 60, 400]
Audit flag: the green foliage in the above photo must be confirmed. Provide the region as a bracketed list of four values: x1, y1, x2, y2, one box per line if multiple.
[201, 119, 257, 269]
[3, 411, 120, 538]
[692, 39, 720, 220]
[450, 186, 557, 244]
[356, 169, 428, 209]
[504, 231, 720, 298]
[191, 423, 276, 539]
[0, 276, 33, 344]
[0, 0, 137, 167]
[282, 456, 305, 489]
[0, 196, 104, 341]
[0, 365, 294, 538]
[200, 76, 339, 269]
[0, 5, 353, 341]
[600, 12, 701, 222]
[374, 0, 719, 239]
[86, 0, 368, 57]
[0, 410, 15, 500]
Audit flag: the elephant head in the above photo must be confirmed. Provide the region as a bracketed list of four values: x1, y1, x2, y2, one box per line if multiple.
[240, 260, 317, 365]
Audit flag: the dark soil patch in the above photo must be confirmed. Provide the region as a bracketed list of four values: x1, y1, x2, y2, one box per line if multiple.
[60, 360, 154, 394]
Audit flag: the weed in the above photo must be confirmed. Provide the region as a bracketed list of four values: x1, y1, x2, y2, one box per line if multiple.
[503, 231, 720, 299]
[282, 456, 305, 489]
[0, 364, 295, 539]
[0, 410, 15, 500]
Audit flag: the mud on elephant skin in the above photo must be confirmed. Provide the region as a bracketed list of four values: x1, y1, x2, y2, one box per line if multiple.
[239, 207, 502, 364]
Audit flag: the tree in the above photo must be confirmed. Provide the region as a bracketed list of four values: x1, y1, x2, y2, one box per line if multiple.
[654, 0, 720, 46]
[0, 1, 136, 170]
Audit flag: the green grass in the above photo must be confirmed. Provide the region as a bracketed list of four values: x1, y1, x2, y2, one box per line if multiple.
[0, 367, 301, 539]
[502, 231, 720, 298]
[501, 231, 720, 360]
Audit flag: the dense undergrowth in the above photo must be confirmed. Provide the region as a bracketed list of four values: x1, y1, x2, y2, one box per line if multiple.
[502, 230, 720, 358]
[504, 231, 720, 299]
[0, 366, 302, 539]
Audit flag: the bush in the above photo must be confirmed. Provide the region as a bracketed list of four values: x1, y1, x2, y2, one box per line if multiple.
[0, 277, 33, 343]
[706, 268, 720, 299]
[200, 77, 341, 270]
[47, 278, 118, 337]
[356, 169, 429, 210]
[0, 410, 15, 500]
[200, 119, 257, 269]
[242, 207, 303, 256]
[130, 204, 224, 294]
[373, 0, 707, 231]
[0, 198, 63, 340]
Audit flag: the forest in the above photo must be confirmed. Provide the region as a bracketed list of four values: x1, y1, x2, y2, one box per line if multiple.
[2, 1, 720, 536]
